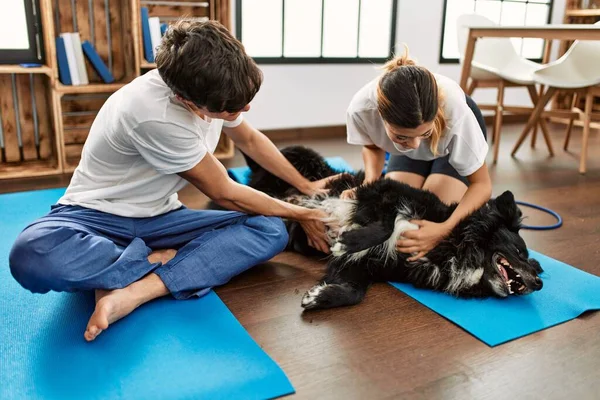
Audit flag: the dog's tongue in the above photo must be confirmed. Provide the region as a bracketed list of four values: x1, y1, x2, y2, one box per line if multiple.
[498, 258, 509, 281]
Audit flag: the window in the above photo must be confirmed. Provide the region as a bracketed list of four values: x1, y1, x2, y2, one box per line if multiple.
[439, 0, 553, 63]
[236, 0, 398, 63]
[0, 0, 44, 64]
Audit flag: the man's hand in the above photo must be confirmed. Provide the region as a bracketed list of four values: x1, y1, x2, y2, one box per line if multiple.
[340, 187, 357, 200]
[298, 209, 331, 253]
[396, 220, 452, 261]
[298, 174, 347, 197]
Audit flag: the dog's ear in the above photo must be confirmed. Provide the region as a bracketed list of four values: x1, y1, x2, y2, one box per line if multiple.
[493, 191, 522, 231]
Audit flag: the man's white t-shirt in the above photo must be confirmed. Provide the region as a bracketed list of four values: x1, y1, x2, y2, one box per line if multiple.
[58, 69, 242, 218]
[346, 74, 488, 177]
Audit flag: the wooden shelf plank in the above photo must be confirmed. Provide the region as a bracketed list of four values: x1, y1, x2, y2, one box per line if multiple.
[0, 65, 52, 75]
[566, 9, 600, 17]
[141, 61, 157, 69]
[0, 161, 61, 179]
[55, 82, 128, 94]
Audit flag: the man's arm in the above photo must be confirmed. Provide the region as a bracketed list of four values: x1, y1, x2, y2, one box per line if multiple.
[178, 152, 331, 252]
[223, 120, 336, 196]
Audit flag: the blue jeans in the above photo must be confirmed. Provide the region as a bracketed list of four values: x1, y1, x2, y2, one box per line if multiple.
[9, 205, 288, 299]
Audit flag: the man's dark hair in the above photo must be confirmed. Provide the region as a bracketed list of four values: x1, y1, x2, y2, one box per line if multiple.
[156, 19, 263, 113]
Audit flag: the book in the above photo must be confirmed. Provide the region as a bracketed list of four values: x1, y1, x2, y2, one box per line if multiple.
[141, 7, 154, 63]
[81, 40, 115, 83]
[55, 36, 72, 85]
[60, 33, 80, 85]
[148, 17, 162, 60]
[160, 23, 169, 36]
[70, 33, 89, 85]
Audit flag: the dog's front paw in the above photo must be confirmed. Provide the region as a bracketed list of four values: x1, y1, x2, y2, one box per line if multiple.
[330, 242, 346, 256]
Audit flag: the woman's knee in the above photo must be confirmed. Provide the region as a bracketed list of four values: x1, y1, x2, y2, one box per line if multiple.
[423, 174, 468, 205]
[385, 171, 425, 189]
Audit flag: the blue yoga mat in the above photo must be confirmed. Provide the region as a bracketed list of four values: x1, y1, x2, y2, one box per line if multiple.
[0, 189, 294, 400]
[229, 159, 600, 347]
[391, 251, 600, 346]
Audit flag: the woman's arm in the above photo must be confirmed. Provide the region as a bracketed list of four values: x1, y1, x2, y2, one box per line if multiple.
[444, 163, 492, 228]
[340, 145, 386, 199]
[397, 163, 492, 261]
[362, 145, 387, 183]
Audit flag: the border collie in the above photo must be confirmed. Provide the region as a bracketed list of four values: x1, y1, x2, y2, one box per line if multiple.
[243, 146, 544, 310]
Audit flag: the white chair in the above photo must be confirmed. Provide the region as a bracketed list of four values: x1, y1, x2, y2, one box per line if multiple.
[456, 14, 551, 163]
[511, 21, 600, 174]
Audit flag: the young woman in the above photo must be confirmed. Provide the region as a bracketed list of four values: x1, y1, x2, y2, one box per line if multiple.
[343, 49, 492, 261]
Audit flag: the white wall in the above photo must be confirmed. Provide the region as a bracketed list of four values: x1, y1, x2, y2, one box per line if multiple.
[236, 0, 566, 130]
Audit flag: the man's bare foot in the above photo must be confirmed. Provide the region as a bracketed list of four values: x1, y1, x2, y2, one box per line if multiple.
[84, 288, 140, 341]
[84, 274, 168, 342]
[148, 249, 177, 265]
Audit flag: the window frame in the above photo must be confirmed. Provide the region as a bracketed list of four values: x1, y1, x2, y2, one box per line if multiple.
[438, 0, 554, 64]
[235, 0, 399, 64]
[0, 0, 45, 65]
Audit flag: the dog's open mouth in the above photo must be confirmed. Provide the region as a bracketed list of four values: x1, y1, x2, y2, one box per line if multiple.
[496, 255, 527, 294]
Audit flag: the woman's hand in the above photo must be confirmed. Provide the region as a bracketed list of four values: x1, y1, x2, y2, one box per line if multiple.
[396, 220, 452, 261]
[298, 174, 346, 197]
[298, 209, 331, 253]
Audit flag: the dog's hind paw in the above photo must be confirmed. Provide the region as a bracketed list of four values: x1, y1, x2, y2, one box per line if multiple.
[301, 282, 365, 310]
[301, 283, 328, 310]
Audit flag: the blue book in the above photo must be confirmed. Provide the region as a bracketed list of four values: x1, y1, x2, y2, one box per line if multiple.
[55, 36, 72, 85]
[81, 41, 115, 83]
[141, 7, 154, 63]
[160, 23, 168, 36]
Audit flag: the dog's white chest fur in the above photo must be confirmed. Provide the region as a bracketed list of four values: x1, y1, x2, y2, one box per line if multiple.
[331, 208, 419, 260]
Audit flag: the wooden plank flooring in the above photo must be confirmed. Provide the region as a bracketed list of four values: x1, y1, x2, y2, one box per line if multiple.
[2, 122, 600, 399]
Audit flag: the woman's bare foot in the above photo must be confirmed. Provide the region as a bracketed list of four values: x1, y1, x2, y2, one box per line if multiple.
[84, 273, 169, 342]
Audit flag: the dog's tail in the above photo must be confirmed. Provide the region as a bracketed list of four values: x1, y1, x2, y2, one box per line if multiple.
[336, 222, 393, 254]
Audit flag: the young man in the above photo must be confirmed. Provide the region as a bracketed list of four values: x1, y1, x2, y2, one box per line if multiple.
[9, 20, 332, 342]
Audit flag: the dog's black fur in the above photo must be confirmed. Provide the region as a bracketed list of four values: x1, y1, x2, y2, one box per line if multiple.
[244, 146, 544, 310]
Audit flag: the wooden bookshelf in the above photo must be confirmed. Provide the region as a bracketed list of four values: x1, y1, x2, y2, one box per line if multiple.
[0, 0, 233, 181]
[0, 0, 62, 180]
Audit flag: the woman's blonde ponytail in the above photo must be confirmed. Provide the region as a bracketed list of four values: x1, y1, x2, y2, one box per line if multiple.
[382, 44, 416, 73]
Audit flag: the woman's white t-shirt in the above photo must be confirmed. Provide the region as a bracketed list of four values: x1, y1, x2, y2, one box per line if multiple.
[346, 74, 488, 177]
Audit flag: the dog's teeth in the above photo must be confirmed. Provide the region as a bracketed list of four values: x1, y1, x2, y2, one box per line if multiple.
[516, 274, 521, 278]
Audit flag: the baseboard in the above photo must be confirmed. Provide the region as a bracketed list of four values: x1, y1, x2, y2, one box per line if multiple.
[262, 125, 346, 141]
[483, 114, 529, 124]
[262, 116, 530, 140]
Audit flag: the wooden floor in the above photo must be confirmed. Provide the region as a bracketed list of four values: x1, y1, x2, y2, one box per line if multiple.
[2, 122, 600, 399]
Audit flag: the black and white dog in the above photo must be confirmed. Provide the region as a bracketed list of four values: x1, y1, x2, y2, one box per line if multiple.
[243, 146, 544, 310]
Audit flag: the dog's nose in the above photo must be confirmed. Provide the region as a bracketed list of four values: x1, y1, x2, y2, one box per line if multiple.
[532, 277, 543, 291]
